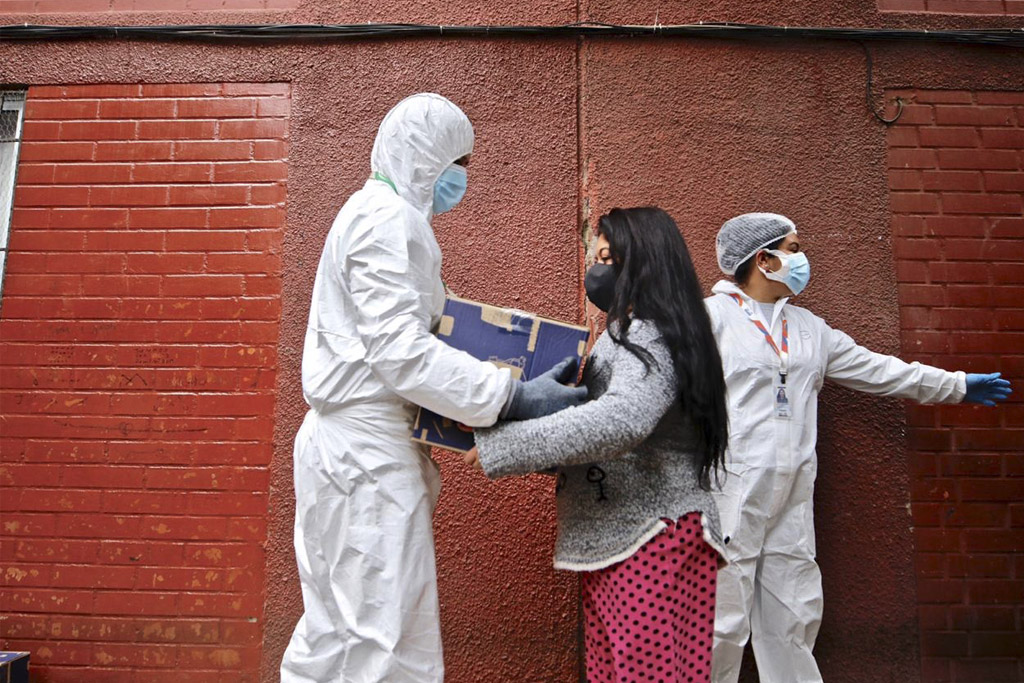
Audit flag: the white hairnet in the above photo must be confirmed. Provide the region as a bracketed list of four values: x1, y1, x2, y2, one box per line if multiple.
[716, 213, 797, 275]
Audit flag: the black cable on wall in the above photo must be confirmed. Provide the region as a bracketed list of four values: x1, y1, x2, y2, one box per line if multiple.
[0, 21, 1022, 48]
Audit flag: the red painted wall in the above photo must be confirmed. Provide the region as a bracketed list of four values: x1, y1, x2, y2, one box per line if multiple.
[577, 35, 932, 682]
[879, 0, 1024, 13]
[0, 7, 584, 681]
[0, 83, 289, 681]
[0, 0, 295, 13]
[0, 2, 1021, 683]
[887, 89, 1024, 683]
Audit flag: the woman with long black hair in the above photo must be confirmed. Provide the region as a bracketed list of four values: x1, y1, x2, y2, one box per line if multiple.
[466, 206, 729, 683]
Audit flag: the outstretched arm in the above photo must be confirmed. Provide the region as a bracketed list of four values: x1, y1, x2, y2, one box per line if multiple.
[824, 325, 966, 404]
[475, 323, 678, 478]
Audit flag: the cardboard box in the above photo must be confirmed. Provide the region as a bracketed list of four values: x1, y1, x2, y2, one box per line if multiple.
[0, 652, 29, 683]
[413, 296, 589, 453]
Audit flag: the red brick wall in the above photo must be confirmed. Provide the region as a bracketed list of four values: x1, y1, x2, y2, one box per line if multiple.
[879, 0, 1024, 13]
[0, 0, 293, 12]
[887, 89, 1024, 683]
[0, 83, 288, 682]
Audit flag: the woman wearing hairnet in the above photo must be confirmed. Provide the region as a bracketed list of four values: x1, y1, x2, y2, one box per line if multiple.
[280, 94, 586, 683]
[705, 213, 1011, 683]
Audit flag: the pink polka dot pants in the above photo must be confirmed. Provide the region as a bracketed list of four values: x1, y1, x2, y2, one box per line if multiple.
[581, 513, 718, 683]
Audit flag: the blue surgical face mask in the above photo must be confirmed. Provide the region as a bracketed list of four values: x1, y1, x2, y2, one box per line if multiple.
[433, 163, 467, 215]
[760, 249, 810, 296]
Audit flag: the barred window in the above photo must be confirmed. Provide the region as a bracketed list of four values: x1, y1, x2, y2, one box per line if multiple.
[0, 88, 27, 302]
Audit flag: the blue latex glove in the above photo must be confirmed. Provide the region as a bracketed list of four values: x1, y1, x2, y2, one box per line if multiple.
[964, 372, 1012, 406]
[503, 357, 588, 421]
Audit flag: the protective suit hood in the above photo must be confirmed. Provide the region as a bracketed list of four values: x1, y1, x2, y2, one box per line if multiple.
[370, 93, 474, 219]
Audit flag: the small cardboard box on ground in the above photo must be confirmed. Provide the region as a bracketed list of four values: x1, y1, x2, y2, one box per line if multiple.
[0, 652, 29, 683]
[413, 296, 589, 453]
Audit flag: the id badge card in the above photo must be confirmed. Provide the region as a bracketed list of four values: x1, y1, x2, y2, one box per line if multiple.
[773, 376, 792, 419]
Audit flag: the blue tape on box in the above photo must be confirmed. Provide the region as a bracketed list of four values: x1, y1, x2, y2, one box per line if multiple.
[413, 296, 589, 453]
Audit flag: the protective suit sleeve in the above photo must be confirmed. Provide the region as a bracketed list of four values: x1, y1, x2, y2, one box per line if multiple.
[345, 210, 513, 428]
[475, 322, 678, 479]
[824, 324, 966, 404]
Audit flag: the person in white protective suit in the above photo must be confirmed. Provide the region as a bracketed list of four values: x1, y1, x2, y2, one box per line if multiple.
[280, 93, 587, 683]
[706, 213, 1012, 683]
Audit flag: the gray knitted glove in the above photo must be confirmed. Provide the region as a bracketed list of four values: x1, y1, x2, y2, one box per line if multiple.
[502, 357, 588, 421]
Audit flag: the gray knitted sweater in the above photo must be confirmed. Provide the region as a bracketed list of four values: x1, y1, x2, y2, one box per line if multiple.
[475, 319, 726, 571]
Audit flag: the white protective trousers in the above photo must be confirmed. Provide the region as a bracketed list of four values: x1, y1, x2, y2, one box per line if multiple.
[282, 405, 443, 682]
[705, 280, 965, 683]
[280, 94, 513, 682]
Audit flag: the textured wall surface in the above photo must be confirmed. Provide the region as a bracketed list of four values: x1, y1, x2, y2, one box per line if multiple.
[573, 5, 1022, 683]
[259, 40, 584, 683]
[0, 6, 584, 682]
[888, 89, 1024, 683]
[577, 35, 927, 683]
[0, 0, 295, 12]
[0, 83, 288, 681]
[0, 1, 1021, 682]
[879, 0, 1024, 14]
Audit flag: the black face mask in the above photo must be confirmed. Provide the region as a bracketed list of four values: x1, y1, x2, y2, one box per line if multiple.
[584, 263, 617, 312]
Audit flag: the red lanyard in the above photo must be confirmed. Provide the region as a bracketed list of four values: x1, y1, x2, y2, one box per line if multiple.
[728, 293, 789, 382]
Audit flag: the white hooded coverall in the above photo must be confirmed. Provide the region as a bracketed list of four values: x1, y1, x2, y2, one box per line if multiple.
[280, 94, 514, 683]
[706, 280, 965, 683]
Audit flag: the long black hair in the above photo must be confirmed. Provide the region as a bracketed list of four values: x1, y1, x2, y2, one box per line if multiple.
[597, 207, 728, 490]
